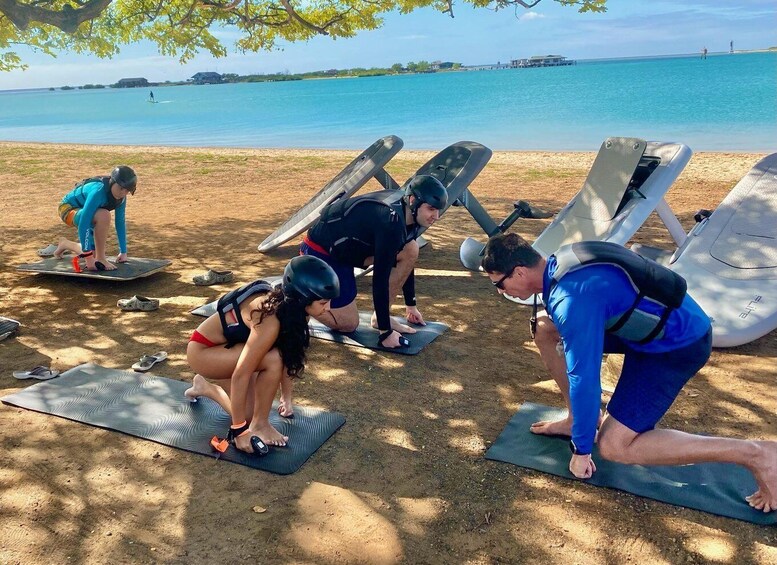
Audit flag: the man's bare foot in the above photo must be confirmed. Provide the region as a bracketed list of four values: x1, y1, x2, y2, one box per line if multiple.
[370, 313, 417, 334]
[184, 374, 209, 402]
[277, 398, 294, 418]
[252, 422, 289, 447]
[530, 411, 604, 437]
[746, 441, 777, 512]
[531, 416, 573, 437]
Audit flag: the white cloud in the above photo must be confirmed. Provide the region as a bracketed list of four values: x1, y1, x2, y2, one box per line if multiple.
[519, 12, 545, 22]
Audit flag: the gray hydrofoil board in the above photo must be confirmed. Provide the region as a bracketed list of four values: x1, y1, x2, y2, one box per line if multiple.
[258, 135, 403, 252]
[409, 141, 492, 237]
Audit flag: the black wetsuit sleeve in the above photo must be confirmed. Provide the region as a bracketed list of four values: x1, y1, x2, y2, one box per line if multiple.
[372, 216, 404, 332]
[402, 270, 416, 306]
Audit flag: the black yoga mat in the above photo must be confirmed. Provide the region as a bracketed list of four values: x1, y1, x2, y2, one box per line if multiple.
[191, 305, 447, 355]
[485, 402, 775, 525]
[2, 363, 345, 475]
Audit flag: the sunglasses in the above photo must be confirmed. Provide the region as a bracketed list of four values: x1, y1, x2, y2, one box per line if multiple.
[492, 266, 515, 290]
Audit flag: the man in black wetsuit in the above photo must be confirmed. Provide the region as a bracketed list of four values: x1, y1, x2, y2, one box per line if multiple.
[301, 175, 448, 349]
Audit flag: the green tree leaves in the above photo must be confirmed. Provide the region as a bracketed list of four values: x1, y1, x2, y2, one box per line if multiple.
[0, 0, 607, 72]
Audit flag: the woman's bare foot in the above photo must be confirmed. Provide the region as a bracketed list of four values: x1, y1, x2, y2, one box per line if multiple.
[370, 313, 417, 334]
[746, 441, 777, 512]
[252, 422, 289, 447]
[184, 374, 209, 402]
[277, 398, 294, 418]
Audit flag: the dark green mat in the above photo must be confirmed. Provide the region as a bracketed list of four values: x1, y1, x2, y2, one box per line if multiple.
[192, 305, 447, 355]
[1, 363, 345, 475]
[485, 403, 775, 525]
[17, 257, 171, 280]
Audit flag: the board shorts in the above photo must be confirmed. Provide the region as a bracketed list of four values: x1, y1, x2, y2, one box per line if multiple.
[605, 328, 713, 433]
[299, 239, 357, 309]
[58, 202, 81, 227]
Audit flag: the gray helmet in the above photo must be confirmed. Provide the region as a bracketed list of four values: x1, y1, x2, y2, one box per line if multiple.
[282, 256, 340, 304]
[111, 165, 137, 194]
[405, 175, 448, 217]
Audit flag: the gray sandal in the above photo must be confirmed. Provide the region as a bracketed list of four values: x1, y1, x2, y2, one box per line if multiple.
[117, 295, 160, 312]
[132, 351, 168, 372]
[193, 269, 234, 286]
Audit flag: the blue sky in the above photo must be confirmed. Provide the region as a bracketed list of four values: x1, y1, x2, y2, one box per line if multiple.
[1, 0, 774, 90]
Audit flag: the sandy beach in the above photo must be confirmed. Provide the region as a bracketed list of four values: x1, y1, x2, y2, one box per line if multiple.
[0, 142, 774, 564]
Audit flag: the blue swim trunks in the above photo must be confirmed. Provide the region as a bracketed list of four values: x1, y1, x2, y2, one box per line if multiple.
[605, 329, 713, 433]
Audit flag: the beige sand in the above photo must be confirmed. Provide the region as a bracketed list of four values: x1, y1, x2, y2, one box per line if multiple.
[0, 142, 774, 564]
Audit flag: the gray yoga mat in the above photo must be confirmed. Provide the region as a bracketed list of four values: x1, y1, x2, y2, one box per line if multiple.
[1, 363, 345, 475]
[191, 304, 447, 355]
[485, 403, 775, 525]
[0, 316, 20, 339]
[17, 257, 171, 280]
[308, 312, 447, 354]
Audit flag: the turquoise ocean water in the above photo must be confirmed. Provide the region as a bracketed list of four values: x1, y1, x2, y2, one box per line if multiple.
[1, 52, 775, 151]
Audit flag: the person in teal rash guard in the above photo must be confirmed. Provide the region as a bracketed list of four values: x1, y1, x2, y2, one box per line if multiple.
[481, 232, 777, 513]
[53, 166, 137, 271]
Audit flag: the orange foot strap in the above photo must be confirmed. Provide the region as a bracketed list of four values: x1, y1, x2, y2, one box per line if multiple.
[210, 436, 229, 453]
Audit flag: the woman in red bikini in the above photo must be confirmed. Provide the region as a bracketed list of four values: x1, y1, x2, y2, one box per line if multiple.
[185, 256, 339, 454]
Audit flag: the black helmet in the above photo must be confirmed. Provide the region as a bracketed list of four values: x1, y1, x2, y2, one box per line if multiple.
[111, 165, 137, 194]
[405, 175, 448, 217]
[282, 256, 340, 304]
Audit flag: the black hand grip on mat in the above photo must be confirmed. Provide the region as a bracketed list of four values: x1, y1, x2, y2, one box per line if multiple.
[251, 436, 270, 456]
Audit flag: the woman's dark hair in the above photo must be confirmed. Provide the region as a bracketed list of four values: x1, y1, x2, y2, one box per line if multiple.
[251, 287, 310, 378]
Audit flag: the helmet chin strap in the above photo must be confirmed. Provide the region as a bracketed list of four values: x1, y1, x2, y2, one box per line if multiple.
[408, 195, 421, 223]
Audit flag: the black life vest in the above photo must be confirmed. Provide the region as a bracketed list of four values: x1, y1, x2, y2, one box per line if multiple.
[216, 280, 275, 347]
[547, 241, 687, 344]
[72, 176, 123, 211]
[317, 190, 415, 264]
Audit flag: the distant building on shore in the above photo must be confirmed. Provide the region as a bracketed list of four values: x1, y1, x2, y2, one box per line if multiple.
[511, 55, 575, 68]
[115, 77, 149, 88]
[190, 72, 223, 85]
[463, 62, 511, 71]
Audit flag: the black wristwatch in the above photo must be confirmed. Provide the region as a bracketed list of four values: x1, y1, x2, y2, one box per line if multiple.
[569, 440, 588, 455]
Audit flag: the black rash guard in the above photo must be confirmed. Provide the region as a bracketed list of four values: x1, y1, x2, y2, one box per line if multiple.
[307, 192, 417, 332]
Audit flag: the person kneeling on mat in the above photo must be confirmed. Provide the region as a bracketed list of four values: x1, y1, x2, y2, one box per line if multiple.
[301, 175, 447, 349]
[482, 233, 776, 513]
[54, 165, 137, 271]
[185, 256, 339, 455]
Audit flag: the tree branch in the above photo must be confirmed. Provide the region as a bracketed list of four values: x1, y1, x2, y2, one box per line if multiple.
[0, 0, 112, 32]
[278, 0, 329, 35]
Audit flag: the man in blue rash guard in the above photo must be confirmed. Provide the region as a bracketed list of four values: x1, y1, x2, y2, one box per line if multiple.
[53, 166, 137, 271]
[482, 233, 776, 513]
[301, 175, 447, 349]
